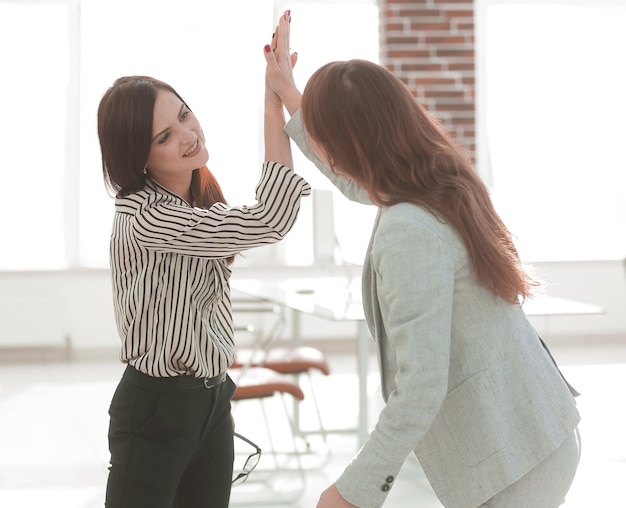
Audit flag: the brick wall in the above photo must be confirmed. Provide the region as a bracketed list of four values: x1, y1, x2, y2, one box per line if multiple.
[379, 0, 476, 160]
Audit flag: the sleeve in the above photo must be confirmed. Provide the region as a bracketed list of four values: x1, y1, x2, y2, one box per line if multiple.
[132, 161, 311, 257]
[336, 212, 455, 508]
[284, 109, 372, 205]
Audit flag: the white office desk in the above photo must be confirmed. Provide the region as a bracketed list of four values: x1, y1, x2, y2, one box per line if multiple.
[231, 276, 603, 445]
[231, 276, 370, 442]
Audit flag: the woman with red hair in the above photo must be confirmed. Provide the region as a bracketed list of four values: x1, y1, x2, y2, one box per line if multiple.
[264, 14, 580, 508]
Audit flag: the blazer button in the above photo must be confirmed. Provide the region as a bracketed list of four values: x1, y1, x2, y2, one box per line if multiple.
[386, 475, 394, 483]
[381, 484, 390, 492]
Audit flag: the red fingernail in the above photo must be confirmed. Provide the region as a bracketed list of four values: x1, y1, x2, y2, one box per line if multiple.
[264, 44, 271, 52]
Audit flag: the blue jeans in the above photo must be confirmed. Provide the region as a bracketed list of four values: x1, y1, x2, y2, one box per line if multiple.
[105, 366, 236, 508]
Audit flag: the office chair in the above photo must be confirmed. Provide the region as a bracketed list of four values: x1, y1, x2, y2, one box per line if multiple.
[232, 298, 331, 443]
[229, 365, 306, 504]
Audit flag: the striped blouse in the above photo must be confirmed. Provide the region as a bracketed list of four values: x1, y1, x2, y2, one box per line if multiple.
[110, 161, 311, 378]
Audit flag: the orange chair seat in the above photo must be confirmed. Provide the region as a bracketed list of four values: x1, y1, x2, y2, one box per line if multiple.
[230, 367, 305, 401]
[233, 346, 330, 376]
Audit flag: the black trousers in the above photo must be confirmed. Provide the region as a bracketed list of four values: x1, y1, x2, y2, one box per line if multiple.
[105, 366, 236, 508]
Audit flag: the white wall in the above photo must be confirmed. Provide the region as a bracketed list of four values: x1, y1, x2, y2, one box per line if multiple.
[0, 269, 117, 350]
[1, 260, 624, 354]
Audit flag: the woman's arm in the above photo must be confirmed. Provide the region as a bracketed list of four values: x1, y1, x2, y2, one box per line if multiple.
[285, 110, 372, 205]
[335, 210, 455, 507]
[128, 162, 310, 258]
[264, 100, 292, 168]
[265, 13, 372, 205]
[263, 10, 298, 166]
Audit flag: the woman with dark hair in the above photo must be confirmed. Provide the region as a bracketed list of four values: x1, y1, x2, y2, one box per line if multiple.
[97, 11, 308, 508]
[265, 16, 580, 508]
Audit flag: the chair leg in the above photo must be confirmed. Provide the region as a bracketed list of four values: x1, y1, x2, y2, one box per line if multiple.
[278, 393, 306, 485]
[256, 393, 306, 479]
[229, 367, 309, 505]
[304, 371, 329, 443]
[290, 372, 332, 471]
[230, 394, 307, 506]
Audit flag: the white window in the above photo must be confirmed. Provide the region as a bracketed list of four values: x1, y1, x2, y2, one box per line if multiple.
[0, 1, 70, 269]
[0, 0, 378, 270]
[476, 0, 626, 262]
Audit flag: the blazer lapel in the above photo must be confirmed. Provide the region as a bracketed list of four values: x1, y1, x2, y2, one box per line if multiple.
[362, 208, 384, 344]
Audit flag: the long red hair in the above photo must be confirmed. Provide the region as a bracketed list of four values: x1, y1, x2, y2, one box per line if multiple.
[301, 60, 537, 303]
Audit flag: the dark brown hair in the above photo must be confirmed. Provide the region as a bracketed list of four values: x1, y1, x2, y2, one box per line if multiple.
[97, 76, 233, 263]
[301, 60, 537, 303]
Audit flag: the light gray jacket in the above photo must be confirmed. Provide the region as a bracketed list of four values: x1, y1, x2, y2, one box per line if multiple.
[285, 111, 580, 508]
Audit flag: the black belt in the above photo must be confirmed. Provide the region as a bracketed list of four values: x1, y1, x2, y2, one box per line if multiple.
[123, 365, 228, 391]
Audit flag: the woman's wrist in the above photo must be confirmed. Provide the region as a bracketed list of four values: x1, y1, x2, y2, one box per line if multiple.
[264, 103, 286, 122]
[280, 89, 302, 117]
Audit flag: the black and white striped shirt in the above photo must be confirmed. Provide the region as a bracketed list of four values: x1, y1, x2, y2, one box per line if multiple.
[110, 161, 311, 378]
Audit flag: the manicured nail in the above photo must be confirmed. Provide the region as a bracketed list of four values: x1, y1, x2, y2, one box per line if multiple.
[264, 44, 271, 52]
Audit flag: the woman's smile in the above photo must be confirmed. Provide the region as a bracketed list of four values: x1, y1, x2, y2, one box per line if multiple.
[184, 139, 200, 158]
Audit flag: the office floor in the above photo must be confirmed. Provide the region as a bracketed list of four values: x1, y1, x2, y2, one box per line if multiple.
[0, 342, 625, 508]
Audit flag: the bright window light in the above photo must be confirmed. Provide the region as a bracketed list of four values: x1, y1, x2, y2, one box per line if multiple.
[0, 2, 69, 270]
[477, 1, 626, 261]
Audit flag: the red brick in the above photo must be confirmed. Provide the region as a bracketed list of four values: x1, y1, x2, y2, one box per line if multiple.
[381, 0, 476, 162]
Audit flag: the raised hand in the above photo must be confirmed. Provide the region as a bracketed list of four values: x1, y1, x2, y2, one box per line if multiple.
[263, 10, 302, 115]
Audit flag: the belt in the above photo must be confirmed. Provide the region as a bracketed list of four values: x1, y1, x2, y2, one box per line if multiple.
[179, 371, 228, 389]
[123, 365, 228, 391]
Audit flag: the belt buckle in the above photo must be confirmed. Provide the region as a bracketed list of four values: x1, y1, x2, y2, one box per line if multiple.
[203, 372, 225, 389]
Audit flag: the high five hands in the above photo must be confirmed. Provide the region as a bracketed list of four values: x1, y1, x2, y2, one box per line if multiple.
[263, 10, 302, 116]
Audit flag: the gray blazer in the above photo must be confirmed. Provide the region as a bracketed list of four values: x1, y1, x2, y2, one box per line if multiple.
[285, 111, 580, 508]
